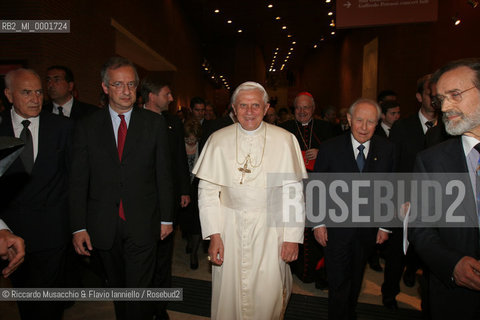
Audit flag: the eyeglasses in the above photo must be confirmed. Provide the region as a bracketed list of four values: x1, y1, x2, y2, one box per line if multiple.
[435, 86, 477, 107]
[109, 81, 137, 91]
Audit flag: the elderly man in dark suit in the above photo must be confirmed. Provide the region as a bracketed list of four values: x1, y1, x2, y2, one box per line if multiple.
[0, 68, 72, 319]
[313, 98, 395, 320]
[70, 57, 174, 320]
[411, 58, 480, 320]
[44, 65, 98, 120]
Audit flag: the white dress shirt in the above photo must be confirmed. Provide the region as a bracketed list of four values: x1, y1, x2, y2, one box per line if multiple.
[53, 95, 74, 117]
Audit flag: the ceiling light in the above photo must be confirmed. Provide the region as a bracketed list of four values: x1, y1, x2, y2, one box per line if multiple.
[280, 64, 285, 70]
[211, 76, 215, 79]
[328, 12, 333, 16]
[321, 37, 325, 41]
[227, 20, 232, 24]
[292, 41, 296, 44]
[282, 26, 287, 29]
[238, 29, 243, 33]
[276, 16, 281, 20]
[220, 75, 223, 78]
[276, 47, 279, 50]
[287, 34, 292, 38]
[214, 9, 220, 13]
[273, 69, 276, 72]
[452, 16, 461, 25]
[326, 0, 331, 3]
[330, 20, 335, 27]
[204, 67, 208, 71]
[269, 68, 273, 72]
[267, 4, 273, 8]
[290, 47, 294, 51]
[313, 44, 318, 48]
[331, 31, 335, 35]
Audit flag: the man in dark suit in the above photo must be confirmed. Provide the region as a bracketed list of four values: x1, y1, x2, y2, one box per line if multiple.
[388, 74, 439, 312]
[43, 65, 98, 120]
[374, 100, 401, 138]
[0, 68, 72, 319]
[141, 75, 191, 320]
[411, 58, 480, 320]
[313, 98, 394, 320]
[70, 57, 174, 320]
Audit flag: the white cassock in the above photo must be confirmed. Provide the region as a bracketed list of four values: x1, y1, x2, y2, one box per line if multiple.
[193, 122, 307, 320]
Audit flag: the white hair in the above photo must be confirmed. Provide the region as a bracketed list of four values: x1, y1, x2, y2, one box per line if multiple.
[348, 98, 381, 121]
[231, 81, 269, 105]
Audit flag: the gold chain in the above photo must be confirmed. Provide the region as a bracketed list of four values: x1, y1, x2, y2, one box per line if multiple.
[235, 123, 267, 168]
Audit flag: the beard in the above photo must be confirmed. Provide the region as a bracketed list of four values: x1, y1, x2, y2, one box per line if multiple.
[443, 107, 480, 135]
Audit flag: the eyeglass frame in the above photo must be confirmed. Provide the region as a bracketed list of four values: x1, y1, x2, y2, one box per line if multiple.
[434, 85, 478, 108]
[109, 81, 138, 91]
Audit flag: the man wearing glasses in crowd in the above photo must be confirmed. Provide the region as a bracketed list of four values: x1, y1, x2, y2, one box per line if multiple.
[70, 57, 174, 320]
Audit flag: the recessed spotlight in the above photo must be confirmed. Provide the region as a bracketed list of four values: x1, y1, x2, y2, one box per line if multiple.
[328, 12, 333, 16]
[267, 4, 273, 8]
[238, 29, 243, 33]
[292, 41, 296, 44]
[330, 20, 335, 27]
[220, 75, 223, 78]
[214, 9, 220, 13]
[211, 76, 215, 79]
[227, 20, 232, 24]
[313, 44, 318, 48]
[326, 0, 331, 3]
[287, 34, 292, 38]
[276, 16, 281, 20]
[282, 26, 287, 30]
[290, 47, 294, 51]
[452, 16, 461, 25]
[321, 37, 325, 41]
[331, 31, 335, 35]
[273, 69, 276, 72]
[276, 48, 279, 50]
[280, 64, 285, 70]
[204, 67, 208, 71]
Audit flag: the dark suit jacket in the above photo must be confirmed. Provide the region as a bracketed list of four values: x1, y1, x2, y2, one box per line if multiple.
[0, 111, 72, 252]
[161, 111, 190, 199]
[411, 137, 480, 316]
[43, 98, 99, 121]
[69, 107, 174, 250]
[389, 112, 425, 172]
[374, 123, 388, 138]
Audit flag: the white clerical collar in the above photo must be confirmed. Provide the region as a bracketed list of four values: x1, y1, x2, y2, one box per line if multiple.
[300, 119, 312, 126]
[238, 121, 264, 135]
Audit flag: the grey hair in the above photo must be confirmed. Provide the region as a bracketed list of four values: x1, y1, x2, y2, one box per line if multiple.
[348, 98, 381, 121]
[100, 56, 139, 85]
[4, 68, 41, 89]
[231, 81, 269, 105]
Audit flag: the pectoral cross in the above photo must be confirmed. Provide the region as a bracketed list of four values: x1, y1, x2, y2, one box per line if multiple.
[238, 161, 251, 184]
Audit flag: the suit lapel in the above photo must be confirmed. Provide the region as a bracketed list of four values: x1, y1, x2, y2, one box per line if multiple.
[99, 108, 121, 165]
[343, 133, 359, 172]
[121, 107, 142, 162]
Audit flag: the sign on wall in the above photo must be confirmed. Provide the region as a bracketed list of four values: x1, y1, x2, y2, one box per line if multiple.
[336, 0, 438, 28]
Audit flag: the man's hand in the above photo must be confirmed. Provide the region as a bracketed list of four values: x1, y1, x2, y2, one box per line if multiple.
[281, 242, 298, 263]
[376, 229, 389, 244]
[314, 226, 328, 247]
[453, 256, 480, 291]
[72, 231, 92, 256]
[0, 229, 25, 278]
[305, 148, 319, 161]
[160, 224, 173, 240]
[208, 234, 224, 266]
[180, 195, 191, 208]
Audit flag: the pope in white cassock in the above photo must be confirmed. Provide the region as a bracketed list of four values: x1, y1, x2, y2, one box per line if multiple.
[192, 81, 307, 319]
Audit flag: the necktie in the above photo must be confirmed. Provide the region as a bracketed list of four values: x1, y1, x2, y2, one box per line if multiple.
[19, 120, 34, 173]
[58, 106, 64, 117]
[356, 144, 366, 172]
[425, 121, 434, 130]
[117, 114, 127, 221]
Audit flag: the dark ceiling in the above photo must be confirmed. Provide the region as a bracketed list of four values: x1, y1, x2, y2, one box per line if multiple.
[177, 0, 340, 87]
